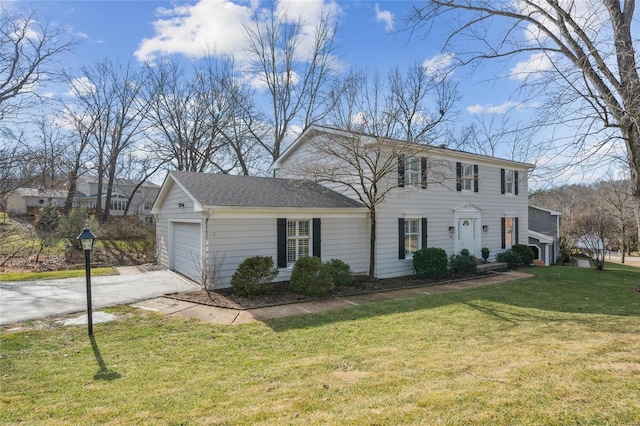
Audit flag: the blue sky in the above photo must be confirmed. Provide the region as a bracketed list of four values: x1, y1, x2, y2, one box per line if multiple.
[8, 0, 621, 187]
[19, 0, 525, 120]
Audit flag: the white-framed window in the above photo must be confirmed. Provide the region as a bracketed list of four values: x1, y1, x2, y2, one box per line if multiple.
[404, 219, 420, 259]
[144, 202, 153, 211]
[110, 199, 126, 211]
[504, 217, 515, 247]
[504, 170, 514, 195]
[461, 163, 473, 191]
[405, 157, 421, 188]
[287, 220, 310, 268]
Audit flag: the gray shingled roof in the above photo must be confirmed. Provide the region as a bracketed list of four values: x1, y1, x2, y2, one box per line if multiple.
[170, 171, 364, 209]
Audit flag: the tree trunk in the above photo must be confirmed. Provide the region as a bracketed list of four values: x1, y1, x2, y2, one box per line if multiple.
[369, 209, 376, 279]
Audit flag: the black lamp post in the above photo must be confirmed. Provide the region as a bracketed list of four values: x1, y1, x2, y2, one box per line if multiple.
[77, 228, 97, 336]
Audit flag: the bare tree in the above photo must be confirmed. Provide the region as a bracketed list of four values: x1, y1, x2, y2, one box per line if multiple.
[287, 127, 449, 277]
[244, 2, 340, 162]
[407, 0, 640, 242]
[0, 8, 78, 121]
[142, 56, 264, 175]
[326, 64, 458, 144]
[60, 107, 96, 214]
[66, 59, 147, 223]
[595, 172, 637, 262]
[571, 207, 615, 271]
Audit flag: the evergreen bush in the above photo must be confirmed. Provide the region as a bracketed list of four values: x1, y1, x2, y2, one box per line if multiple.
[496, 250, 523, 269]
[290, 256, 334, 295]
[325, 258, 354, 286]
[413, 247, 448, 279]
[231, 256, 279, 297]
[511, 244, 534, 266]
[449, 250, 477, 276]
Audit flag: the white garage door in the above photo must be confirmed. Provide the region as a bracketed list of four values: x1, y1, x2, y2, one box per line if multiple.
[172, 222, 201, 282]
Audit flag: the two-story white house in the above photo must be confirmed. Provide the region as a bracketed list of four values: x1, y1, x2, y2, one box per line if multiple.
[73, 176, 160, 223]
[152, 125, 532, 286]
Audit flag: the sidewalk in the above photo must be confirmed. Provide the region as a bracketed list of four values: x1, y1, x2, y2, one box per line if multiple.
[132, 270, 533, 325]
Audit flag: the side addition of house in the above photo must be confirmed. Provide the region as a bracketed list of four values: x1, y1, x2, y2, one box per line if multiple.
[528, 205, 562, 266]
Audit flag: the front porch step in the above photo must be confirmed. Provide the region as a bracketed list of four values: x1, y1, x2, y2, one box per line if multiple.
[476, 262, 509, 274]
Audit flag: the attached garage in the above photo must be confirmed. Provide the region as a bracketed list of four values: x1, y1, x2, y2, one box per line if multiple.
[152, 171, 368, 288]
[170, 221, 202, 282]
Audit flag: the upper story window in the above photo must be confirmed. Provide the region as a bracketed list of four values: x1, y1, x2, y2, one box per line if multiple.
[456, 162, 478, 192]
[501, 169, 519, 195]
[144, 202, 153, 211]
[398, 156, 427, 189]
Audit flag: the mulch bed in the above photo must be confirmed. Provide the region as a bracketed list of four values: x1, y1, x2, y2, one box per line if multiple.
[165, 274, 482, 310]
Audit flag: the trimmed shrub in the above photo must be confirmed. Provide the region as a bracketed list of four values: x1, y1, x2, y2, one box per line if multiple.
[449, 250, 477, 276]
[413, 247, 448, 279]
[231, 256, 279, 297]
[290, 256, 334, 295]
[496, 250, 523, 269]
[511, 244, 534, 266]
[325, 258, 354, 286]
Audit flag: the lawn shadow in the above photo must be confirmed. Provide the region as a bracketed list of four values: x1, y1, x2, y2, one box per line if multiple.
[265, 265, 640, 332]
[90, 336, 121, 381]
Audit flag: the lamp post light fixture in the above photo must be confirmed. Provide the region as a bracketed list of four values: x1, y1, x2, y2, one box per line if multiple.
[77, 228, 97, 336]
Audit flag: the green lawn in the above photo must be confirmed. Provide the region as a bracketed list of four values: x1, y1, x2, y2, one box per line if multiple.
[0, 267, 116, 282]
[2, 264, 639, 425]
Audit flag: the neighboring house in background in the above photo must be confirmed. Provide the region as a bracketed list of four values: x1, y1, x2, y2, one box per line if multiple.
[152, 171, 368, 286]
[73, 176, 160, 223]
[528, 205, 562, 266]
[5, 188, 68, 214]
[154, 126, 533, 287]
[5, 177, 160, 223]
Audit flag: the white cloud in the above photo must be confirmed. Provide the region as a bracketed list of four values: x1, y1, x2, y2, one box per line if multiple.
[422, 52, 455, 79]
[65, 76, 96, 97]
[509, 52, 554, 81]
[374, 3, 394, 32]
[134, 0, 342, 67]
[466, 101, 531, 114]
[134, 1, 253, 63]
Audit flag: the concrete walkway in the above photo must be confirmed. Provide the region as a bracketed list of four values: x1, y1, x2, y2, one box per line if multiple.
[133, 270, 533, 325]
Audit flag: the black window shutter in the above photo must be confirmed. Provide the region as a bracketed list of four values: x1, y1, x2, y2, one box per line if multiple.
[474, 164, 479, 193]
[500, 169, 505, 194]
[398, 218, 405, 260]
[312, 218, 321, 258]
[501, 217, 506, 249]
[421, 157, 428, 189]
[514, 171, 519, 195]
[456, 162, 462, 192]
[514, 217, 519, 244]
[421, 218, 428, 249]
[277, 218, 287, 268]
[398, 155, 405, 187]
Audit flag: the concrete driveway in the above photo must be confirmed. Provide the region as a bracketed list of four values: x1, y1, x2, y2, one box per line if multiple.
[0, 270, 199, 326]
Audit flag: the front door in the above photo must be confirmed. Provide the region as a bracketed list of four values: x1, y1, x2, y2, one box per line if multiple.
[456, 217, 478, 255]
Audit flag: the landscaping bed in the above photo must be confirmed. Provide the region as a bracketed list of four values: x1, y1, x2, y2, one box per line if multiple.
[166, 273, 488, 310]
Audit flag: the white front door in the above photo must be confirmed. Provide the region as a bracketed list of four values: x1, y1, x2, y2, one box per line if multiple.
[456, 217, 478, 254]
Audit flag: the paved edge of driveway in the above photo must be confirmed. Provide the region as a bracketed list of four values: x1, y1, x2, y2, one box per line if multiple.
[132, 270, 533, 325]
